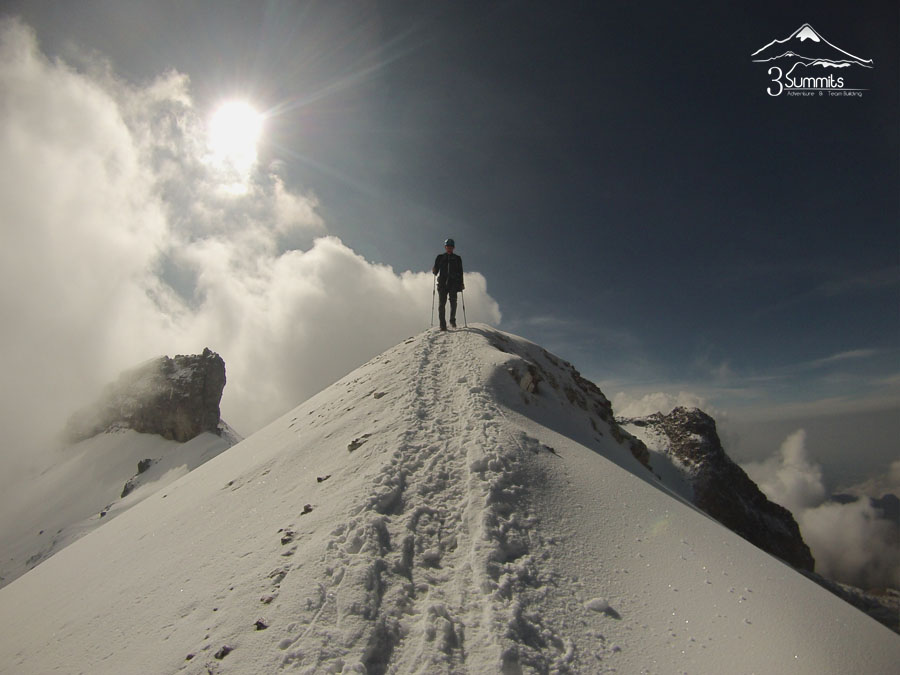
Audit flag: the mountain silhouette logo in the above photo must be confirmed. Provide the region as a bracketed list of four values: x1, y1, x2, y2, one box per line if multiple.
[752, 24, 873, 97]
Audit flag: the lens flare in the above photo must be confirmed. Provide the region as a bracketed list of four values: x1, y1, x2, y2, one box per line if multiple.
[207, 101, 263, 189]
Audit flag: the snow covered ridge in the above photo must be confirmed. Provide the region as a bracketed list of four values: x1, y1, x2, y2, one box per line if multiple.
[1, 325, 898, 674]
[0, 429, 240, 591]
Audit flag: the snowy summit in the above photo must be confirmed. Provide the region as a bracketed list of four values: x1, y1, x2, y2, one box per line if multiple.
[0, 325, 897, 674]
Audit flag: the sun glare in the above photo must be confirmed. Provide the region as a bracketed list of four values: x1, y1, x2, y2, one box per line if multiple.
[207, 101, 263, 183]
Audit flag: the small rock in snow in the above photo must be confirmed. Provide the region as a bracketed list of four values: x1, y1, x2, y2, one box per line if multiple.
[214, 645, 233, 659]
[585, 598, 608, 612]
[347, 434, 372, 452]
[269, 568, 288, 585]
[585, 597, 616, 616]
[422, 549, 442, 566]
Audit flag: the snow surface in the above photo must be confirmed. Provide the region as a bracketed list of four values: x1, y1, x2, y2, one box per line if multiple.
[0, 325, 897, 674]
[0, 428, 237, 590]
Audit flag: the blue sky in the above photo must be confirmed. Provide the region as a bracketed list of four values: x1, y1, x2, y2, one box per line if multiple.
[2, 0, 897, 488]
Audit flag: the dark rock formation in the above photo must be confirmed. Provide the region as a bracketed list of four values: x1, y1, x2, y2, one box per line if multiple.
[66, 348, 226, 443]
[619, 407, 815, 572]
[121, 459, 157, 498]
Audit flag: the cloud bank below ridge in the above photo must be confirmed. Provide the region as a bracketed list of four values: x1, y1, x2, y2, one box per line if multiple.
[744, 430, 900, 589]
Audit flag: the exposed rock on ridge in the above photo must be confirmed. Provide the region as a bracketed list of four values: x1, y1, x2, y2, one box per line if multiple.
[619, 407, 815, 572]
[66, 348, 226, 443]
[488, 329, 651, 470]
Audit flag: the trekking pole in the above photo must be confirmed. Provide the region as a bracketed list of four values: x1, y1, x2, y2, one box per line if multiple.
[461, 290, 467, 328]
[431, 275, 436, 327]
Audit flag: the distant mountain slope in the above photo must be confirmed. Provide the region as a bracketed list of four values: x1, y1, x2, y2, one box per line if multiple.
[619, 408, 899, 633]
[0, 349, 240, 590]
[0, 429, 237, 589]
[0, 326, 897, 674]
[618, 407, 814, 571]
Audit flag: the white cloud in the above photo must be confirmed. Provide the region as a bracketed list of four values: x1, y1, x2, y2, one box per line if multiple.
[799, 499, 900, 589]
[0, 19, 501, 482]
[743, 430, 825, 513]
[804, 349, 880, 369]
[742, 429, 899, 589]
[841, 459, 900, 498]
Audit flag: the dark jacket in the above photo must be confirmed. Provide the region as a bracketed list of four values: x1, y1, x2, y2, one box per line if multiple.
[433, 253, 464, 292]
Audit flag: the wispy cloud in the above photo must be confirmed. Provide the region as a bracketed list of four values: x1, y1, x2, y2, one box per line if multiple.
[817, 266, 900, 296]
[801, 349, 881, 370]
[729, 391, 900, 423]
[751, 265, 899, 319]
[875, 372, 900, 387]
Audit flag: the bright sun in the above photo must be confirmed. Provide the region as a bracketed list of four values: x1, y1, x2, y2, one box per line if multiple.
[208, 101, 263, 178]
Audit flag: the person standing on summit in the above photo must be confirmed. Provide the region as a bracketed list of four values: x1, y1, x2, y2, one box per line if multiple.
[432, 238, 464, 330]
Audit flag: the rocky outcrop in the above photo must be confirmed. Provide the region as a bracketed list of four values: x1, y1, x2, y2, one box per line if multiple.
[490, 330, 651, 471]
[66, 348, 226, 443]
[619, 407, 815, 572]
